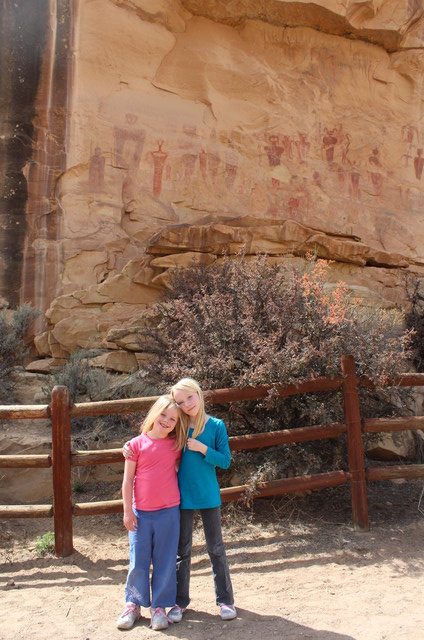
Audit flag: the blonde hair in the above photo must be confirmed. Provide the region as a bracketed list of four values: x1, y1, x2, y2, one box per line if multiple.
[140, 394, 186, 449]
[170, 378, 206, 439]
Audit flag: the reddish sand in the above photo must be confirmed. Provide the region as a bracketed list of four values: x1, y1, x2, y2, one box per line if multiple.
[1, 480, 423, 640]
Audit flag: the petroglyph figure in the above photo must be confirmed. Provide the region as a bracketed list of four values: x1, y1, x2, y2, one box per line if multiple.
[322, 127, 338, 163]
[265, 135, 284, 167]
[179, 124, 200, 184]
[225, 148, 238, 191]
[151, 141, 168, 198]
[368, 148, 384, 197]
[321, 124, 350, 165]
[207, 129, 220, 181]
[340, 132, 351, 165]
[402, 124, 419, 145]
[282, 135, 294, 161]
[286, 175, 309, 218]
[114, 114, 146, 199]
[295, 131, 310, 161]
[89, 146, 105, 190]
[401, 124, 419, 167]
[199, 148, 207, 180]
[287, 196, 299, 217]
[350, 170, 360, 200]
[114, 114, 145, 171]
[414, 149, 424, 180]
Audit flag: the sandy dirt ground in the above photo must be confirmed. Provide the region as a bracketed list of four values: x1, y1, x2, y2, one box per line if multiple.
[1, 480, 423, 640]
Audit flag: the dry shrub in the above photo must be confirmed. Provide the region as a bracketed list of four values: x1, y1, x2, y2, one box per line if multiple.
[144, 255, 411, 391]
[404, 274, 424, 372]
[0, 303, 39, 401]
[142, 255, 414, 483]
[42, 350, 149, 444]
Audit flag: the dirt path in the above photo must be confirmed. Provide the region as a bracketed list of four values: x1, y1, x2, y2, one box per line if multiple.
[1, 480, 423, 640]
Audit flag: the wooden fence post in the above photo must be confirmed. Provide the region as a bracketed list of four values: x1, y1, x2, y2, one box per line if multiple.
[341, 355, 369, 532]
[51, 385, 73, 556]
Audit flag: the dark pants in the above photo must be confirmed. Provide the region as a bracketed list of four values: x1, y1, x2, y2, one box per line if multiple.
[176, 507, 234, 608]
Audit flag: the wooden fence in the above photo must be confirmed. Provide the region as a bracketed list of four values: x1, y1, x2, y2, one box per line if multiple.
[1, 355, 424, 557]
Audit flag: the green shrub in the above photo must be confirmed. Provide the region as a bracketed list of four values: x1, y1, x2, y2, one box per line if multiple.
[0, 303, 39, 400]
[35, 531, 55, 556]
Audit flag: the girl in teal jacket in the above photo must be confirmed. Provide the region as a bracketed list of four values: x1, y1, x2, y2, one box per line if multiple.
[168, 377, 236, 623]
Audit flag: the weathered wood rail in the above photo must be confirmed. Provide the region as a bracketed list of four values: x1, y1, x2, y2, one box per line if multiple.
[1, 355, 424, 557]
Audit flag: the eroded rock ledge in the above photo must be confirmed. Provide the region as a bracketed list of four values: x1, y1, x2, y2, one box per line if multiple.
[180, 0, 424, 52]
[31, 217, 423, 372]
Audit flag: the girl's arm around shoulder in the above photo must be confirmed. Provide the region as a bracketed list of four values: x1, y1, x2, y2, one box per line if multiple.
[122, 459, 137, 532]
[204, 417, 231, 470]
[123, 434, 142, 461]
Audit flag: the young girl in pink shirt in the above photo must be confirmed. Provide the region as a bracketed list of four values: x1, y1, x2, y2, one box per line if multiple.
[116, 395, 186, 632]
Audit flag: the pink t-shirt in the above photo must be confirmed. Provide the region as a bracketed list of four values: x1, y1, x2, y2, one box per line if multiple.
[127, 433, 181, 511]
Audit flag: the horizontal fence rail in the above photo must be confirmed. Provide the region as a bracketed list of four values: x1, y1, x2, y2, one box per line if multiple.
[0, 405, 49, 420]
[366, 464, 424, 482]
[363, 416, 424, 433]
[0, 504, 53, 518]
[1, 355, 424, 557]
[0, 454, 52, 468]
[220, 470, 350, 502]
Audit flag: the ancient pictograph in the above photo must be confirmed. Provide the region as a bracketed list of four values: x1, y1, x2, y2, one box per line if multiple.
[88, 146, 105, 191]
[113, 113, 146, 199]
[151, 141, 168, 198]
[368, 147, 384, 197]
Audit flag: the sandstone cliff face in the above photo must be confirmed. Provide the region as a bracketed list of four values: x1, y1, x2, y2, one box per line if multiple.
[2, 1, 424, 370]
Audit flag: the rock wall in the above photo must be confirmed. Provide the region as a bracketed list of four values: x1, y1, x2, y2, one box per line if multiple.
[2, 1, 424, 371]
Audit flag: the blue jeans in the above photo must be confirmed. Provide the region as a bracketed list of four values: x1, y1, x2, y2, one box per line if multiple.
[176, 507, 234, 608]
[125, 505, 180, 608]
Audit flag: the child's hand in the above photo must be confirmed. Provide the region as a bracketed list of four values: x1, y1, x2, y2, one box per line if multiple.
[123, 511, 137, 532]
[187, 437, 207, 456]
[123, 442, 134, 459]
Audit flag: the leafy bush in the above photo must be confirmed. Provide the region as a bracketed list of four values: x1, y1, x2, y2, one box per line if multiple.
[140, 254, 413, 484]
[35, 531, 55, 556]
[0, 303, 39, 400]
[72, 480, 86, 493]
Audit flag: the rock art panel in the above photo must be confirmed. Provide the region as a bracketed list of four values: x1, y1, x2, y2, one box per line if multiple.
[3, 0, 424, 365]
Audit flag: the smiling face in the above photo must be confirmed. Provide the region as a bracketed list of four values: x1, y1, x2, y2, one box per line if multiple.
[173, 389, 201, 419]
[149, 405, 179, 439]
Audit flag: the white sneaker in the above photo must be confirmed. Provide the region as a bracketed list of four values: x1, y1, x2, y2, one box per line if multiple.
[116, 603, 141, 629]
[150, 607, 169, 630]
[167, 605, 186, 623]
[220, 604, 237, 620]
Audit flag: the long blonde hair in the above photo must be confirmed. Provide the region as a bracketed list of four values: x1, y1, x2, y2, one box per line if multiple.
[170, 378, 206, 439]
[140, 394, 186, 449]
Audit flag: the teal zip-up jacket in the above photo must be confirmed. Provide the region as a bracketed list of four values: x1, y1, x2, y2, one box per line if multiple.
[177, 416, 231, 509]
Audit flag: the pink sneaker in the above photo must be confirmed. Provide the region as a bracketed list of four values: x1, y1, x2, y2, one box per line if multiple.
[116, 603, 141, 629]
[220, 604, 237, 620]
[167, 605, 186, 623]
[150, 607, 170, 630]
